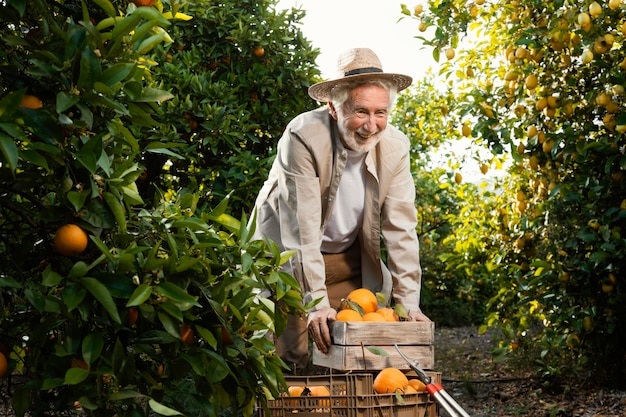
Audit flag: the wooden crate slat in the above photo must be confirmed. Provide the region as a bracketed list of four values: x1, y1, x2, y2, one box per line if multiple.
[330, 321, 434, 346]
[313, 344, 434, 371]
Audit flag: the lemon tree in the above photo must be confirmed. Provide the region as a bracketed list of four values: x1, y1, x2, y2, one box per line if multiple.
[405, 0, 626, 385]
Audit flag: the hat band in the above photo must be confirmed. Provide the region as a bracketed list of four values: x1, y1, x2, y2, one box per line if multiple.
[344, 67, 383, 76]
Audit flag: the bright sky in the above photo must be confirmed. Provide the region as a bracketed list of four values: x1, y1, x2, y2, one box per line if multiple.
[274, 0, 500, 183]
[275, 0, 436, 82]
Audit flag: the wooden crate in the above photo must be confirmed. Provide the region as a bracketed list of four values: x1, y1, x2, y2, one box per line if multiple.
[313, 321, 435, 371]
[258, 371, 441, 417]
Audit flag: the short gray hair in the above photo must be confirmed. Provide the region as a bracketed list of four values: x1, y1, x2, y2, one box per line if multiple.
[329, 78, 398, 109]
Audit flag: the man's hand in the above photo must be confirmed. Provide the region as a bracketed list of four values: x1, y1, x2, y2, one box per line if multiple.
[307, 307, 337, 354]
[407, 310, 431, 322]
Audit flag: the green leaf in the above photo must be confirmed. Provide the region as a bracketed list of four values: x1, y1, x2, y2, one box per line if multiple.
[0, 276, 22, 288]
[136, 87, 174, 103]
[81, 277, 121, 324]
[148, 399, 183, 416]
[121, 183, 144, 205]
[56, 91, 80, 113]
[108, 390, 143, 401]
[77, 47, 103, 90]
[62, 283, 87, 312]
[366, 346, 390, 356]
[67, 190, 89, 212]
[92, 0, 117, 17]
[65, 367, 90, 385]
[42, 265, 63, 286]
[126, 283, 153, 307]
[82, 333, 104, 365]
[157, 282, 201, 307]
[0, 132, 19, 172]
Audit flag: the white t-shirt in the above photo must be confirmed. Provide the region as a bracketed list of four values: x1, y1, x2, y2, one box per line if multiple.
[321, 150, 366, 253]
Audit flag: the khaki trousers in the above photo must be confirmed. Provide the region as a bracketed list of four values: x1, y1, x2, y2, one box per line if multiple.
[276, 242, 361, 374]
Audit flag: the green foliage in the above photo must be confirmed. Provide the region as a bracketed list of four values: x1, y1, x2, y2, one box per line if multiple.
[0, 0, 312, 415]
[407, 0, 626, 386]
[394, 82, 501, 326]
[146, 0, 321, 215]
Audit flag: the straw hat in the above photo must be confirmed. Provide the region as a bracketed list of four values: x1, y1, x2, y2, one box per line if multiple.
[308, 48, 413, 102]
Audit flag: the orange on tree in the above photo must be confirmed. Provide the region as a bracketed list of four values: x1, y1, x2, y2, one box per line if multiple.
[253, 46, 265, 57]
[130, 0, 157, 7]
[180, 323, 194, 345]
[335, 309, 363, 322]
[373, 367, 409, 394]
[345, 288, 378, 314]
[127, 307, 139, 326]
[0, 352, 7, 378]
[19, 94, 43, 109]
[54, 224, 88, 257]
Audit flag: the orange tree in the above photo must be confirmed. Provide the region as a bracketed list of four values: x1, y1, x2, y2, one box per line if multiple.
[143, 0, 320, 215]
[0, 0, 311, 416]
[404, 0, 626, 386]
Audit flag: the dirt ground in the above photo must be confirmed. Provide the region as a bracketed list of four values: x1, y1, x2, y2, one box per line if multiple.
[434, 326, 626, 417]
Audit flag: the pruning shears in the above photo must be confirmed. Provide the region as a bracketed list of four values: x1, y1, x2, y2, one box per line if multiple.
[394, 344, 471, 417]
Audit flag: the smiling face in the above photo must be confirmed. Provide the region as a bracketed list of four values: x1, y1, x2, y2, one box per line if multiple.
[329, 84, 391, 154]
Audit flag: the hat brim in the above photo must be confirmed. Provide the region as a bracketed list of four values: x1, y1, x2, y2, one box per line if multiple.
[308, 72, 412, 102]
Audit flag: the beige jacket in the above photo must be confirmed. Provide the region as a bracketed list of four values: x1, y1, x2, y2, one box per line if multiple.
[251, 106, 423, 313]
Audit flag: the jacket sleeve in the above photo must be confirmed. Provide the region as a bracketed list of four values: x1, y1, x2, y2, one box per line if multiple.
[274, 128, 330, 311]
[380, 140, 422, 313]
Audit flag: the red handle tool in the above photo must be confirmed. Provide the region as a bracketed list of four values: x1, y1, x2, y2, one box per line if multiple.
[394, 344, 471, 417]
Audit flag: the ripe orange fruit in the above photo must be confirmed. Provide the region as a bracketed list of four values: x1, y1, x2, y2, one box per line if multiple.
[362, 312, 386, 322]
[157, 363, 165, 377]
[373, 368, 409, 394]
[346, 288, 378, 314]
[376, 307, 399, 322]
[253, 46, 265, 57]
[54, 224, 88, 257]
[180, 323, 194, 345]
[128, 307, 139, 326]
[130, 0, 157, 7]
[335, 309, 363, 322]
[408, 378, 427, 392]
[70, 357, 88, 370]
[20, 95, 43, 109]
[288, 386, 305, 397]
[0, 352, 7, 378]
[404, 385, 418, 393]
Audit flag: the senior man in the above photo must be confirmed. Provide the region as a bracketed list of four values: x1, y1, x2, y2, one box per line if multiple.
[251, 48, 430, 373]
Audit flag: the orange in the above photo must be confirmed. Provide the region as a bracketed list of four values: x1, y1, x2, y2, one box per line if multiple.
[128, 307, 139, 326]
[70, 357, 88, 370]
[130, 0, 157, 7]
[335, 309, 363, 322]
[54, 224, 88, 257]
[288, 386, 305, 396]
[346, 288, 378, 314]
[20, 95, 43, 109]
[157, 364, 165, 377]
[253, 46, 265, 57]
[373, 367, 409, 394]
[404, 385, 418, 393]
[180, 323, 194, 345]
[0, 352, 7, 378]
[408, 379, 427, 392]
[362, 312, 386, 322]
[376, 307, 399, 322]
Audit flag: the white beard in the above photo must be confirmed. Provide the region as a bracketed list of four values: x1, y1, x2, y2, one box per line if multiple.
[337, 120, 384, 154]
